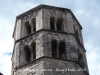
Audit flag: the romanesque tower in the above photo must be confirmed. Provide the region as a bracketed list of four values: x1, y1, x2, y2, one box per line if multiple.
[12, 5, 89, 75]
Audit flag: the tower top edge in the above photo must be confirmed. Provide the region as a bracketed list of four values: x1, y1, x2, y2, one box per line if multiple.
[16, 4, 71, 19]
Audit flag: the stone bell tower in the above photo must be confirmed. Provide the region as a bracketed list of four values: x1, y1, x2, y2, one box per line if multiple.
[11, 5, 89, 75]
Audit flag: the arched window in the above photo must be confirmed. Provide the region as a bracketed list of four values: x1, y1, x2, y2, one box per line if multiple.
[57, 18, 63, 31]
[24, 45, 31, 62]
[25, 21, 31, 36]
[59, 42, 66, 59]
[78, 51, 85, 67]
[75, 30, 79, 40]
[30, 42, 36, 60]
[32, 18, 36, 32]
[51, 40, 57, 57]
[78, 53, 83, 60]
[50, 17, 55, 30]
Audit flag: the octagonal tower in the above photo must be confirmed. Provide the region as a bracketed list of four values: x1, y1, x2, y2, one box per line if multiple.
[12, 5, 89, 75]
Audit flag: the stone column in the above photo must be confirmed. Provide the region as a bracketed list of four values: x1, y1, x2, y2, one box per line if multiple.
[29, 21, 33, 33]
[57, 41, 59, 58]
[28, 42, 34, 61]
[55, 18, 57, 31]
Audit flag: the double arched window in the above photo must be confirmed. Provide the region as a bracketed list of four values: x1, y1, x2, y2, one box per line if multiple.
[51, 40, 66, 59]
[24, 18, 36, 36]
[24, 42, 36, 62]
[50, 17, 63, 31]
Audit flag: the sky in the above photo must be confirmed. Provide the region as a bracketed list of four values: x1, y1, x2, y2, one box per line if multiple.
[0, 0, 100, 75]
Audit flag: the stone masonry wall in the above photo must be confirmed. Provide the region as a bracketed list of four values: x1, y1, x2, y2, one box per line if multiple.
[12, 5, 89, 75]
[13, 31, 87, 70]
[13, 57, 88, 75]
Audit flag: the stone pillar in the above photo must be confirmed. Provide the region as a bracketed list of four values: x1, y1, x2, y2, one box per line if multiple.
[15, 19, 21, 40]
[29, 21, 33, 33]
[55, 18, 57, 31]
[57, 41, 59, 58]
[29, 45, 33, 61]
[66, 13, 74, 34]
[14, 43, 20, 68]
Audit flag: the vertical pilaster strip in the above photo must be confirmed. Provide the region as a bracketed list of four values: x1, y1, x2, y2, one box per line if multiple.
[15, 19, 21, 40]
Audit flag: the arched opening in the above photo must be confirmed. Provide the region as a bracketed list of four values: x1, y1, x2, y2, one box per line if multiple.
[24, 45, 31, 62]
[75, 30, 79, 40]
[78, 53, 83, 60]
[59, 42, 66, 59]
[51, 40, 57, 57]
[78, 51, 85, 67]
[25, 21, 31, 35]
[32, 18, 36, 32]
[50, 17, 55, 30]
[30, 42, 36, 60]
[57, 18, 63, 31]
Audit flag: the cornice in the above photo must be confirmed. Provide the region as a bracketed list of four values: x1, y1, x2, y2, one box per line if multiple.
[16, 4, 70, 19]
[15, 29, 85, 51]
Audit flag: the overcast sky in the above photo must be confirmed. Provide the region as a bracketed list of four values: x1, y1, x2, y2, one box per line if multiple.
[0, 0, 100, 75]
